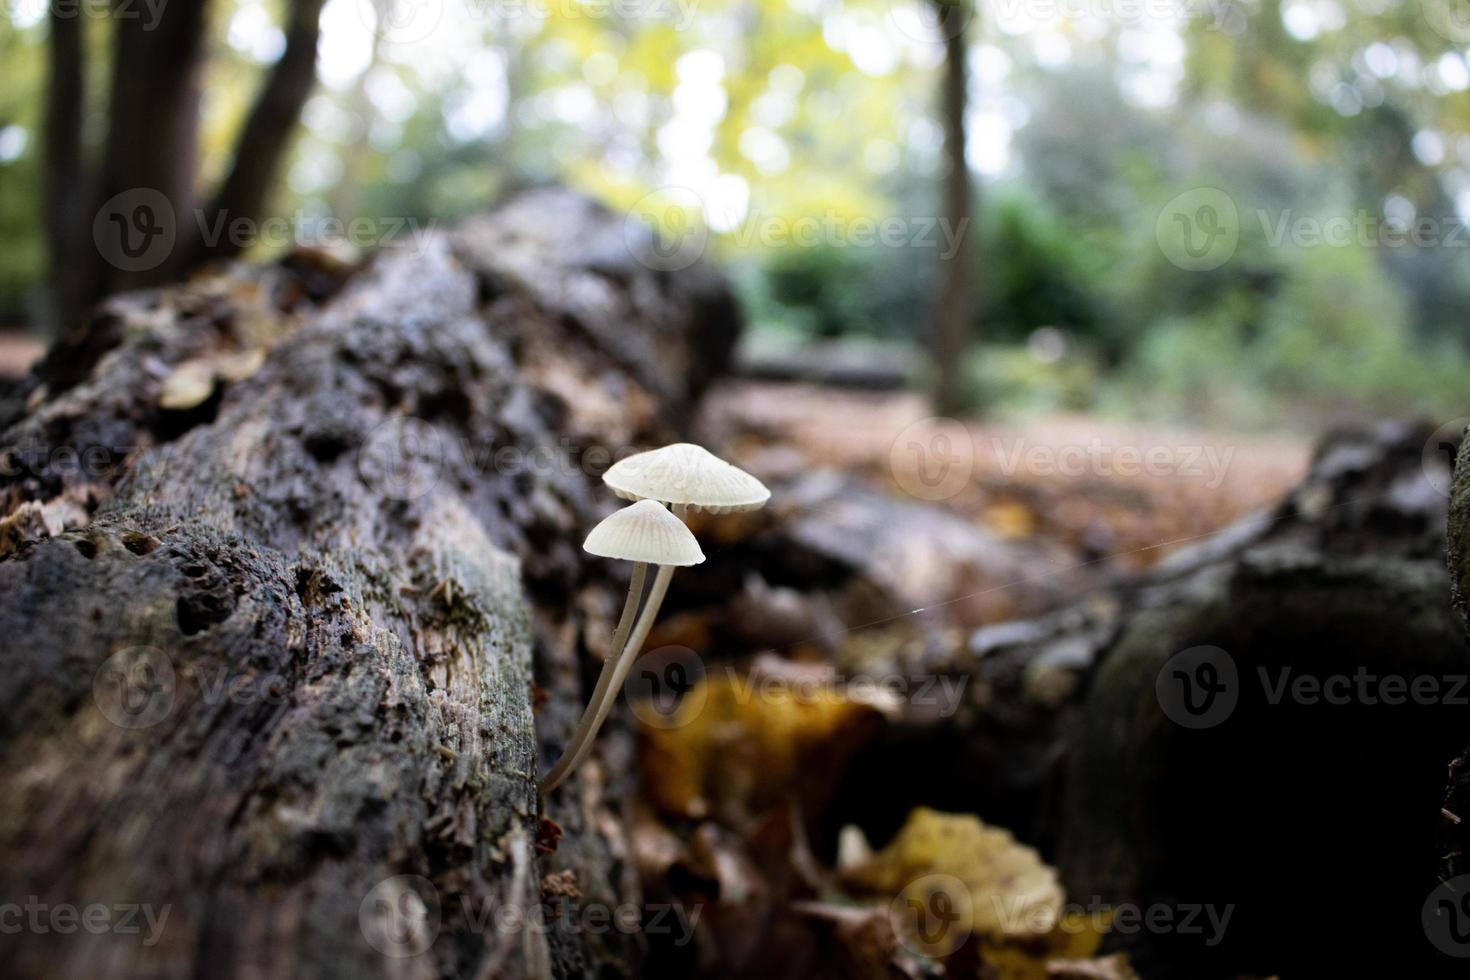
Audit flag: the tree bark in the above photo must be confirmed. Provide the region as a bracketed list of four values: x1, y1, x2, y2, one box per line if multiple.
[0, 188, 739, 979]
[95, 0, 212, 291]
[1440, 424, 1470, 896]
[1042, 423, 1463, 977]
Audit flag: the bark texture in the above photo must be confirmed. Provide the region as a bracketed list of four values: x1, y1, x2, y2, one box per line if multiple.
[1440, 423, 1470, 898]
[1050, 421, 1466, 977]
[0, 188, 738, 979]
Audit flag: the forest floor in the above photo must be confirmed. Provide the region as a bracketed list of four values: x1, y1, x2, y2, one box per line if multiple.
[703, 379, 1312, 578]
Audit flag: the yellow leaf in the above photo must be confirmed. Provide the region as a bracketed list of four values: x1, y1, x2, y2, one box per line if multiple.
[637, 662, 886, 825]
[985, 501, 1037, 539]
[846, 807, 1064, 941]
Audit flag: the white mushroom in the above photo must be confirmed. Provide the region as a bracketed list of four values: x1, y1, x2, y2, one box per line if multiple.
[539, 499, 704, 794]
[541, 444, 769, 795]
[603, 442, 770, 513]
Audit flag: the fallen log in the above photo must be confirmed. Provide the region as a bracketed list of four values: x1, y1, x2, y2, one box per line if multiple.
[757, 421, 1467, 978]
[0, 188, 737, 979]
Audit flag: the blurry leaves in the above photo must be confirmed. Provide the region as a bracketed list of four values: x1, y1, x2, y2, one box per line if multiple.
[844, 807, 1063, 941]
[638, 658, 889, 825]
[840, 807, 1115, 980]
[984, 501, 1036, 539]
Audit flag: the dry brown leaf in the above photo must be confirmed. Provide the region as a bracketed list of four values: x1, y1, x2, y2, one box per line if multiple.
[839, 808, 1114, 977]
[213, 346, 266, 382]
[793, 901, 931, 980]
[159, 359, 216, 410]
[638, 665, 886, 825]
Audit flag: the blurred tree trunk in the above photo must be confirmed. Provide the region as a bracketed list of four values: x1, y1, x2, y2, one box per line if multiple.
[931, 0, 975, 416]
[44, 0, 324, 333]
[95, 0, 212, 290]
[188, 0, 328, 265]
[44, 5, 86, 332]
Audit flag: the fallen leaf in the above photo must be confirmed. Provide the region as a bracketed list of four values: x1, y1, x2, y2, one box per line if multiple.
[159, 359, 216, 410]
[638, 663, 887, 826]
[213, 346, 266, 382]
[841, 807, 1112, 978]
[844, 807, 1064, 940]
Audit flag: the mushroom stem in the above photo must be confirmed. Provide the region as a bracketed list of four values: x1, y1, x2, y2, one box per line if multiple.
[608, 502, 686, 671]
[609, 561, 648, 677]
[539, 562, 648, 795]
[540, 562, 674, 795]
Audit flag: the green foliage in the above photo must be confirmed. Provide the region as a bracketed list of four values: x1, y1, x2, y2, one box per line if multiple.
[4, 0, 1469, 426]
[978, 190, 1113, 350]
[0, 18, 48, 317]
[1114, 238, 1463, 427]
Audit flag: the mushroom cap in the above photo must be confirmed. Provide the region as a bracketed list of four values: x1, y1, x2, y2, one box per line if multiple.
[603, 443, 770, 513]
[583, 499, 706, 566]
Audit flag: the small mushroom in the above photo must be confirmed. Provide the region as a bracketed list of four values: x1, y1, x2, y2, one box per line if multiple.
[540, 444, 769, 795]
[539, 499, 704, 794]
[603, 442, 771, 513]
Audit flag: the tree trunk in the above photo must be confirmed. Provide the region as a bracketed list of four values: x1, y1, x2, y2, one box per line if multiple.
[931, 0, 974, 416]
[190, 0, 328, 265]
[0, 188, 739, 979]
[94, 0, 211, 292]
[44, 2, 86, 333]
